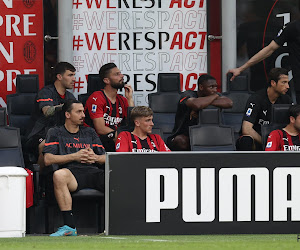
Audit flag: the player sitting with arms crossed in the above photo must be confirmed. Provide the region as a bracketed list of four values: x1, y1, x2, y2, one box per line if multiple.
[115, 106, 170, 152]
[265, 104, 300, 151]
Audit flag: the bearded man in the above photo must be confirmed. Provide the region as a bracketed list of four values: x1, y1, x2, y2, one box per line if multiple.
[84, 63, 134, 151]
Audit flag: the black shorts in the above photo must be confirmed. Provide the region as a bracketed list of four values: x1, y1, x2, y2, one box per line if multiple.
[67, 166, 105, 192]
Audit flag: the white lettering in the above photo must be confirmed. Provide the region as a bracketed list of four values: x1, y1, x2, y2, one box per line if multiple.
[273, 168, 300, 221]
[6, 69, 20, 91]
[182, 168, 215, 222]
[283, 145, 300, 151]
[2, 0, 12, 8]
[6, 15, 21, 36]
[0, 42, 13, 63]
[23, 14, 36, 36]
[146, 168, 178, 222]
[219, 168, 269, 222]
[0, 97, 6, 107]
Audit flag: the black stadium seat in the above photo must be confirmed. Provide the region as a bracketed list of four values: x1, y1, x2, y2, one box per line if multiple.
[189, 125, 236, 151]
[6, 74, 39, 146]
[78, 74, 105, 106]
[222, 92, 251, 140]
[16, 74, 39, 93]
[0, 107, 7, 126]
[261, 104, 292, 149]
[198, 108, 222, 125]
[6, 74, 40, 167]
[149, 92, 181, 141]
[226, 73, 249, 92]
[87, 74, 104, 93]
[0, 127, 24, 167]
[222, 73, 252, 140]
[157, 73, 181, 93]
[7, 94, 36, 136]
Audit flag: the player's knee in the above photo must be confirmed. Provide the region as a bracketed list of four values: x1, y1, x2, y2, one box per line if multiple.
[53, 169, 69, 186]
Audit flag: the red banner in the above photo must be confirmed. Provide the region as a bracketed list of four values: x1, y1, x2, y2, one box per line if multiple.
[0, 0, 44, 107]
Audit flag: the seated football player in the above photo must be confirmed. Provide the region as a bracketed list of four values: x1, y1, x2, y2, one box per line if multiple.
[115, 106, 170, 152]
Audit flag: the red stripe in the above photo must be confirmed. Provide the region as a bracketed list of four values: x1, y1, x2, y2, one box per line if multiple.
[92, 144, 105, 148]
[180, 97, 188, 103]
[45, 142, 59, 146]
[37, 98, 53, 102]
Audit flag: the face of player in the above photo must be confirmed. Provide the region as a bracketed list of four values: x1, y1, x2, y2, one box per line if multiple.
[272, 74, 289, 95]
[59, 70, 76, 90]
[136, 116, 154, 134]
[198, 79, 218, 96]
[106, 67, 125, 90]
[67, 103, 85, 126]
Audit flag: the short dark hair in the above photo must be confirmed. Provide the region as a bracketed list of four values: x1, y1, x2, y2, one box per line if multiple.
[268, 68, 289, 86]
[131, 106, 153, 121]
[99, 63, 117, 83]
[197, 74, 216, 87]
[289, 104, 300, 119]
[55, 62, 76, 78]
[62, 99, 82, 114]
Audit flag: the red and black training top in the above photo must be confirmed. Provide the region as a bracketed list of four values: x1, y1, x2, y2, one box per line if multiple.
[115, 131, 171, 152]
[265, 129, 300, 151]
[84, 90, 128, 134]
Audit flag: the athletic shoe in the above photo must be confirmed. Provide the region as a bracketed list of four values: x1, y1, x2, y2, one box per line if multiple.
[50, 225, 77, 237]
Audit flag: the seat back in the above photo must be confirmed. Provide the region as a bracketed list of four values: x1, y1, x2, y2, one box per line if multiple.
[152, 113, 176, 140]
[198, 108, 221, 125]
[157, 73, 181, 93]
[16, 74, 39, 93]
[260, 104, 292, 149]
[0, 108, 7, 126]
[222, 92, 251, 113]
[226, 73, 249, 92]
[6, 93, 36, 136]
[221, 92, 251, 139]
[272, 104, 291, 124]
[0, 127, 24, 168]
[79, 74, 105, 106]
[149, 92, 180, 141]
[78, 93, 90, 107]
[149, 92, 180, 113]
[151, 127, 164, 139]
[87, 74, 104, 94]
[189, 125, 235, 151]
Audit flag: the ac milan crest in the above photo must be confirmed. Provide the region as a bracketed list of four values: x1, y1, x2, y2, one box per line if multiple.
[23, 41, 36, 63]
[23, 0, 35, 8]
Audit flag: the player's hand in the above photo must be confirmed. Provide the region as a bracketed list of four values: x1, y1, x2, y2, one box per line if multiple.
[73, 148, 90, 163]
[227, 68, 241, 81]
[85, 147, 97, 164]
[190, 110, 198, 120]
[55, 103, 64, 111]
[124, 84, 133, 100]
[78, 147, 97, 164]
